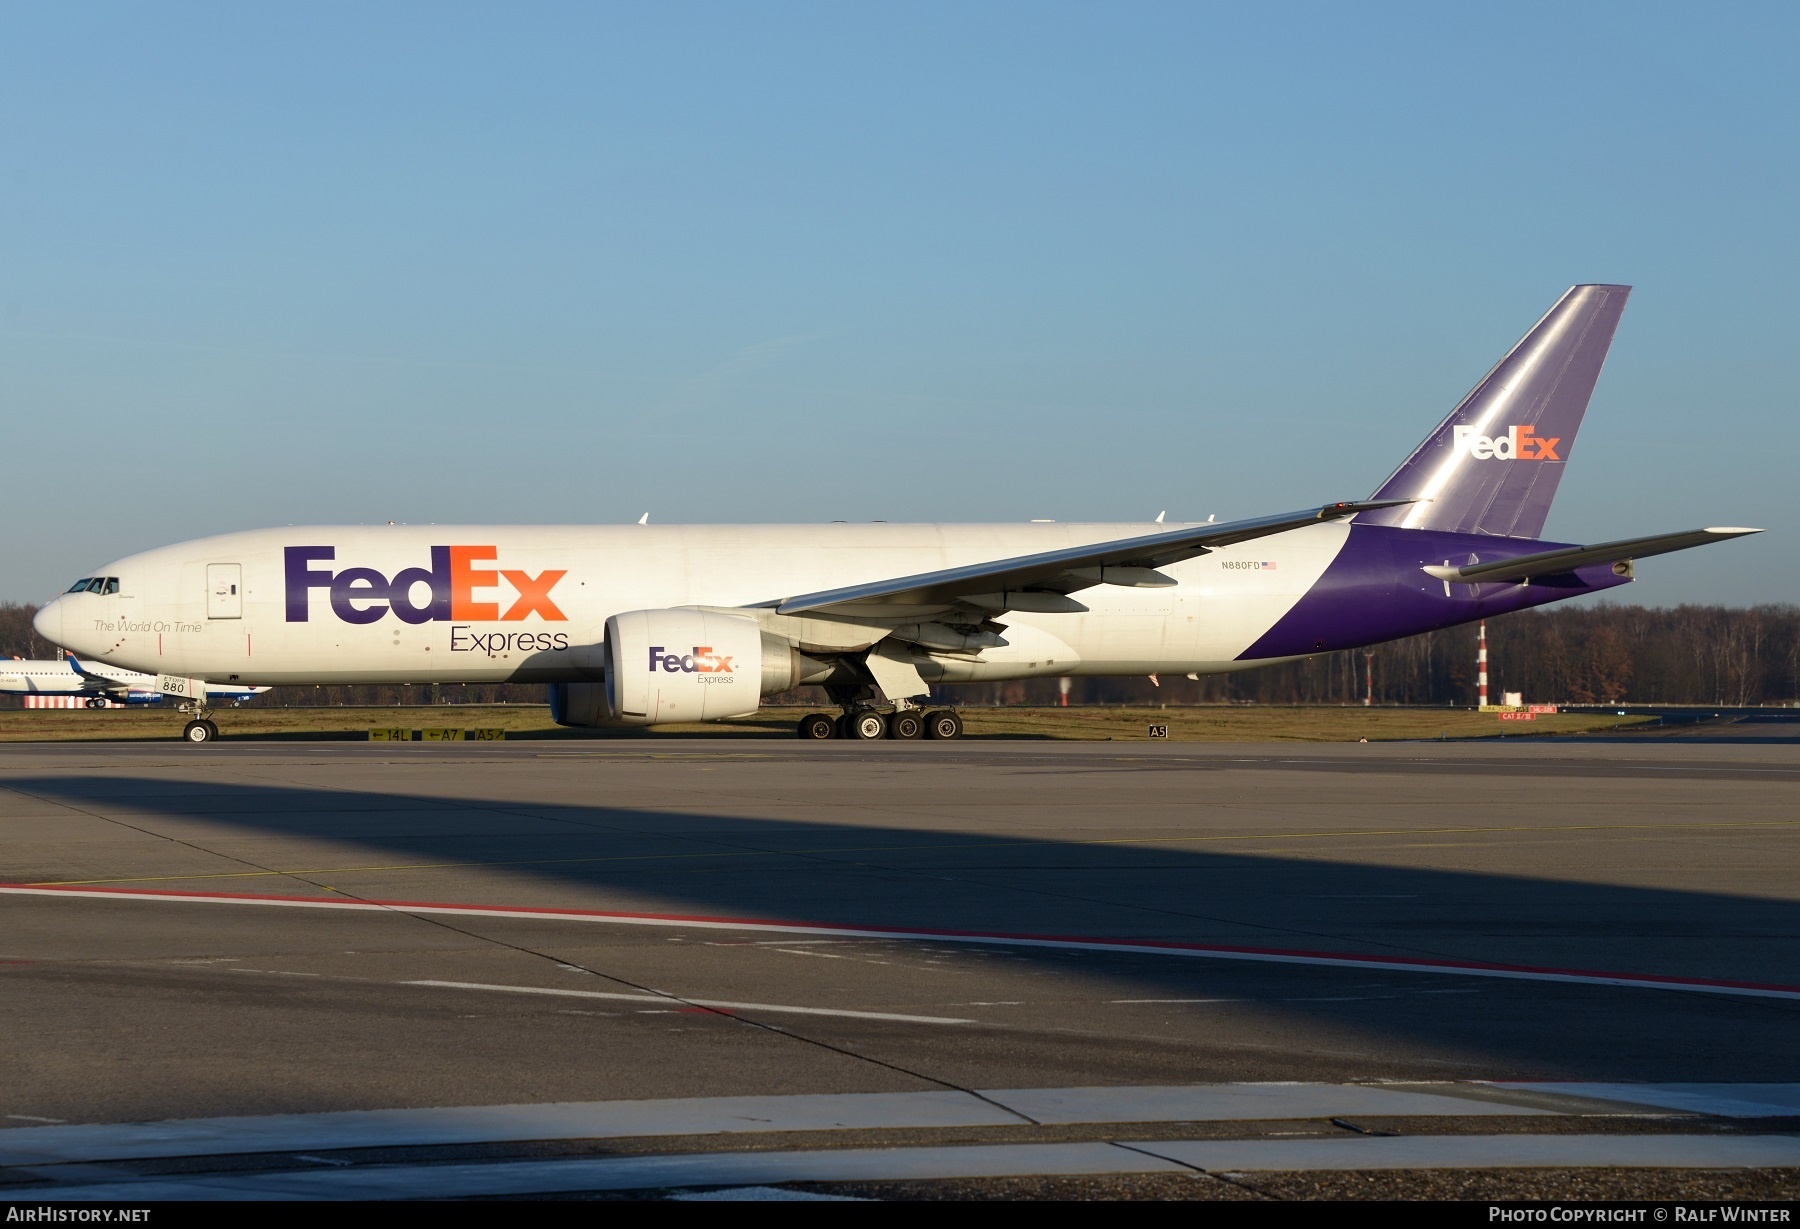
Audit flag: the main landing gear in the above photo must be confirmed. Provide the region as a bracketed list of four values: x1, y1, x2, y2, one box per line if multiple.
[795, 707, 962, 740]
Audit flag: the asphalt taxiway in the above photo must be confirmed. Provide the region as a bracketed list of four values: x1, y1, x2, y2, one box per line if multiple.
[3, 737, 1798, 1198]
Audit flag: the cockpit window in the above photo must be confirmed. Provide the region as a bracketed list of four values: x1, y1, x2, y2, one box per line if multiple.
[102, 578, 120, 595]
[85, 578, 106, 594]
[67, 579, 92, 593]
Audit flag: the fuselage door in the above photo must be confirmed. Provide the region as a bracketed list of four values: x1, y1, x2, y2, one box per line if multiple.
[206, 563, 243, 619]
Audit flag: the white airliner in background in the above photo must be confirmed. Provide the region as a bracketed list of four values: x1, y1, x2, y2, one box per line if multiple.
[0, 651, 266, 708]
[30, 286, 1760, 743]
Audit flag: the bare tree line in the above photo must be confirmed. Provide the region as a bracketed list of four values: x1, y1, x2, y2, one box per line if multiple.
[0, 604, 57, 662]
[5, 601, 1796, 709]
[936, 604, 1800, 708]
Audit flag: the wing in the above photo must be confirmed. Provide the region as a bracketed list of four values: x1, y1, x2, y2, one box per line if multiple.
[766, 500, 1409, 619]
[1421, 527, 1762, 585]
[64, 654, 104, 680]
[65, 655, 132, 697]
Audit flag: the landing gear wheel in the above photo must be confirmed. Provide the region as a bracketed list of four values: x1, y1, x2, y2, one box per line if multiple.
[888, 711, 924, 740]
[923, 710, 963, 740]
[183, 720, 216, 744]
[797, 713, 836, 740]
[848, 710, 887, 740]
[84, 697, 104, 709]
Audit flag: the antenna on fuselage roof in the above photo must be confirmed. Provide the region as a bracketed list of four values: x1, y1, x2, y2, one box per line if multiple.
[637, 513, 649, 525]
[1155, 511, 1165, 523]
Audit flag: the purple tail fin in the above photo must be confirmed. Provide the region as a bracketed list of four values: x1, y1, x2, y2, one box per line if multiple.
[1359, 284, 1630, 538]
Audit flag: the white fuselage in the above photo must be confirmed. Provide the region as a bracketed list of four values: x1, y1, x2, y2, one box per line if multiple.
[0, 659, 263, 700]
[0, 660, 160, 697]
[34, 522, 1350, 686]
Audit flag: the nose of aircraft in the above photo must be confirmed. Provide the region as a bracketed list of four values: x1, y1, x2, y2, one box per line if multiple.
[32, 598, 63, 648]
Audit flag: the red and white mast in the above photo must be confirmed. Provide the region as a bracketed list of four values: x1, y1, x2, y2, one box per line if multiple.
[1477, 620, 1489, 707]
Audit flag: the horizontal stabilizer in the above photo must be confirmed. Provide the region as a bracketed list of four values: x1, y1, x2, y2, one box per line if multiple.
[1421, 527, 1762, 585]
[769, 499, 1411, 618]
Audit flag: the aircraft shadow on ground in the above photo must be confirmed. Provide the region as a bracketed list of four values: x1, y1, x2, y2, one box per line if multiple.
[7, 772, 1800, 1082]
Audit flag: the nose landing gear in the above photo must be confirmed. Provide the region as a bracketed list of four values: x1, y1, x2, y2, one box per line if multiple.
[178, 698, 220, 744]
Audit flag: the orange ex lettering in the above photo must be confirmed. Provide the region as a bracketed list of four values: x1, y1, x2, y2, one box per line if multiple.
[449, 546, 500, 621]
[1518, 424, 1561, 460]
[501, 569, 568, 621]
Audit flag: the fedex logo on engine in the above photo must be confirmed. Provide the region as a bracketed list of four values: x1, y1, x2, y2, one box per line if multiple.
[649, 646, 734, 674]
[1452, 423, 1561, 461]
[285, 546, 567, 624]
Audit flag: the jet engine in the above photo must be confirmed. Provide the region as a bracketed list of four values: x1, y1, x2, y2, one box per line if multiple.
[570, 608, 827, 727]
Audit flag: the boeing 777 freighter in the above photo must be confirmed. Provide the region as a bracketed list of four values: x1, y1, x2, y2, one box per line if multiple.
[31, 286, 1760, 742]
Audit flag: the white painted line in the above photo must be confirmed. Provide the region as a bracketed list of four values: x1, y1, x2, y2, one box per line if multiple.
[1108, 998, 1237, 1004]
[986, 1083, 1545, 1125]
[1499, 1083, 1800, 1119]
[0, 1083, 1558, 1169]
[1142, 1132, 1800, 1171]
[6, 882, 1797, 1002]
[31, 1135, 1800, 1200]
[402, 979, 976, 1025]
[0, 1091, 1016, 1167]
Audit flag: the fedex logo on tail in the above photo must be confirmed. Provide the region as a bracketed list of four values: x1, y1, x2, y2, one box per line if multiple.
[649, 646, 734, 674]
[1452, 424, 1561, 461]
[286, 547, 567, 624]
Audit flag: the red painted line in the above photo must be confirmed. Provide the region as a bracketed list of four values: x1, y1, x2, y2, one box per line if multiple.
[4, 881, 1797, 1001]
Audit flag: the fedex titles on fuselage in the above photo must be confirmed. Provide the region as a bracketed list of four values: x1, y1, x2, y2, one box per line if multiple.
[285, 545, 571, 652]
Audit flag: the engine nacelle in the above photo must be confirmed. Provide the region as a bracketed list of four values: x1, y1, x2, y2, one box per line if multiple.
[552, 613, 836, 729]
[547, 681, 611, 728]
[604, 609, 772, 725]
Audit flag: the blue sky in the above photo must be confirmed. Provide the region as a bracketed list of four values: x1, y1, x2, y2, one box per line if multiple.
[3, 2, 1794, 604]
